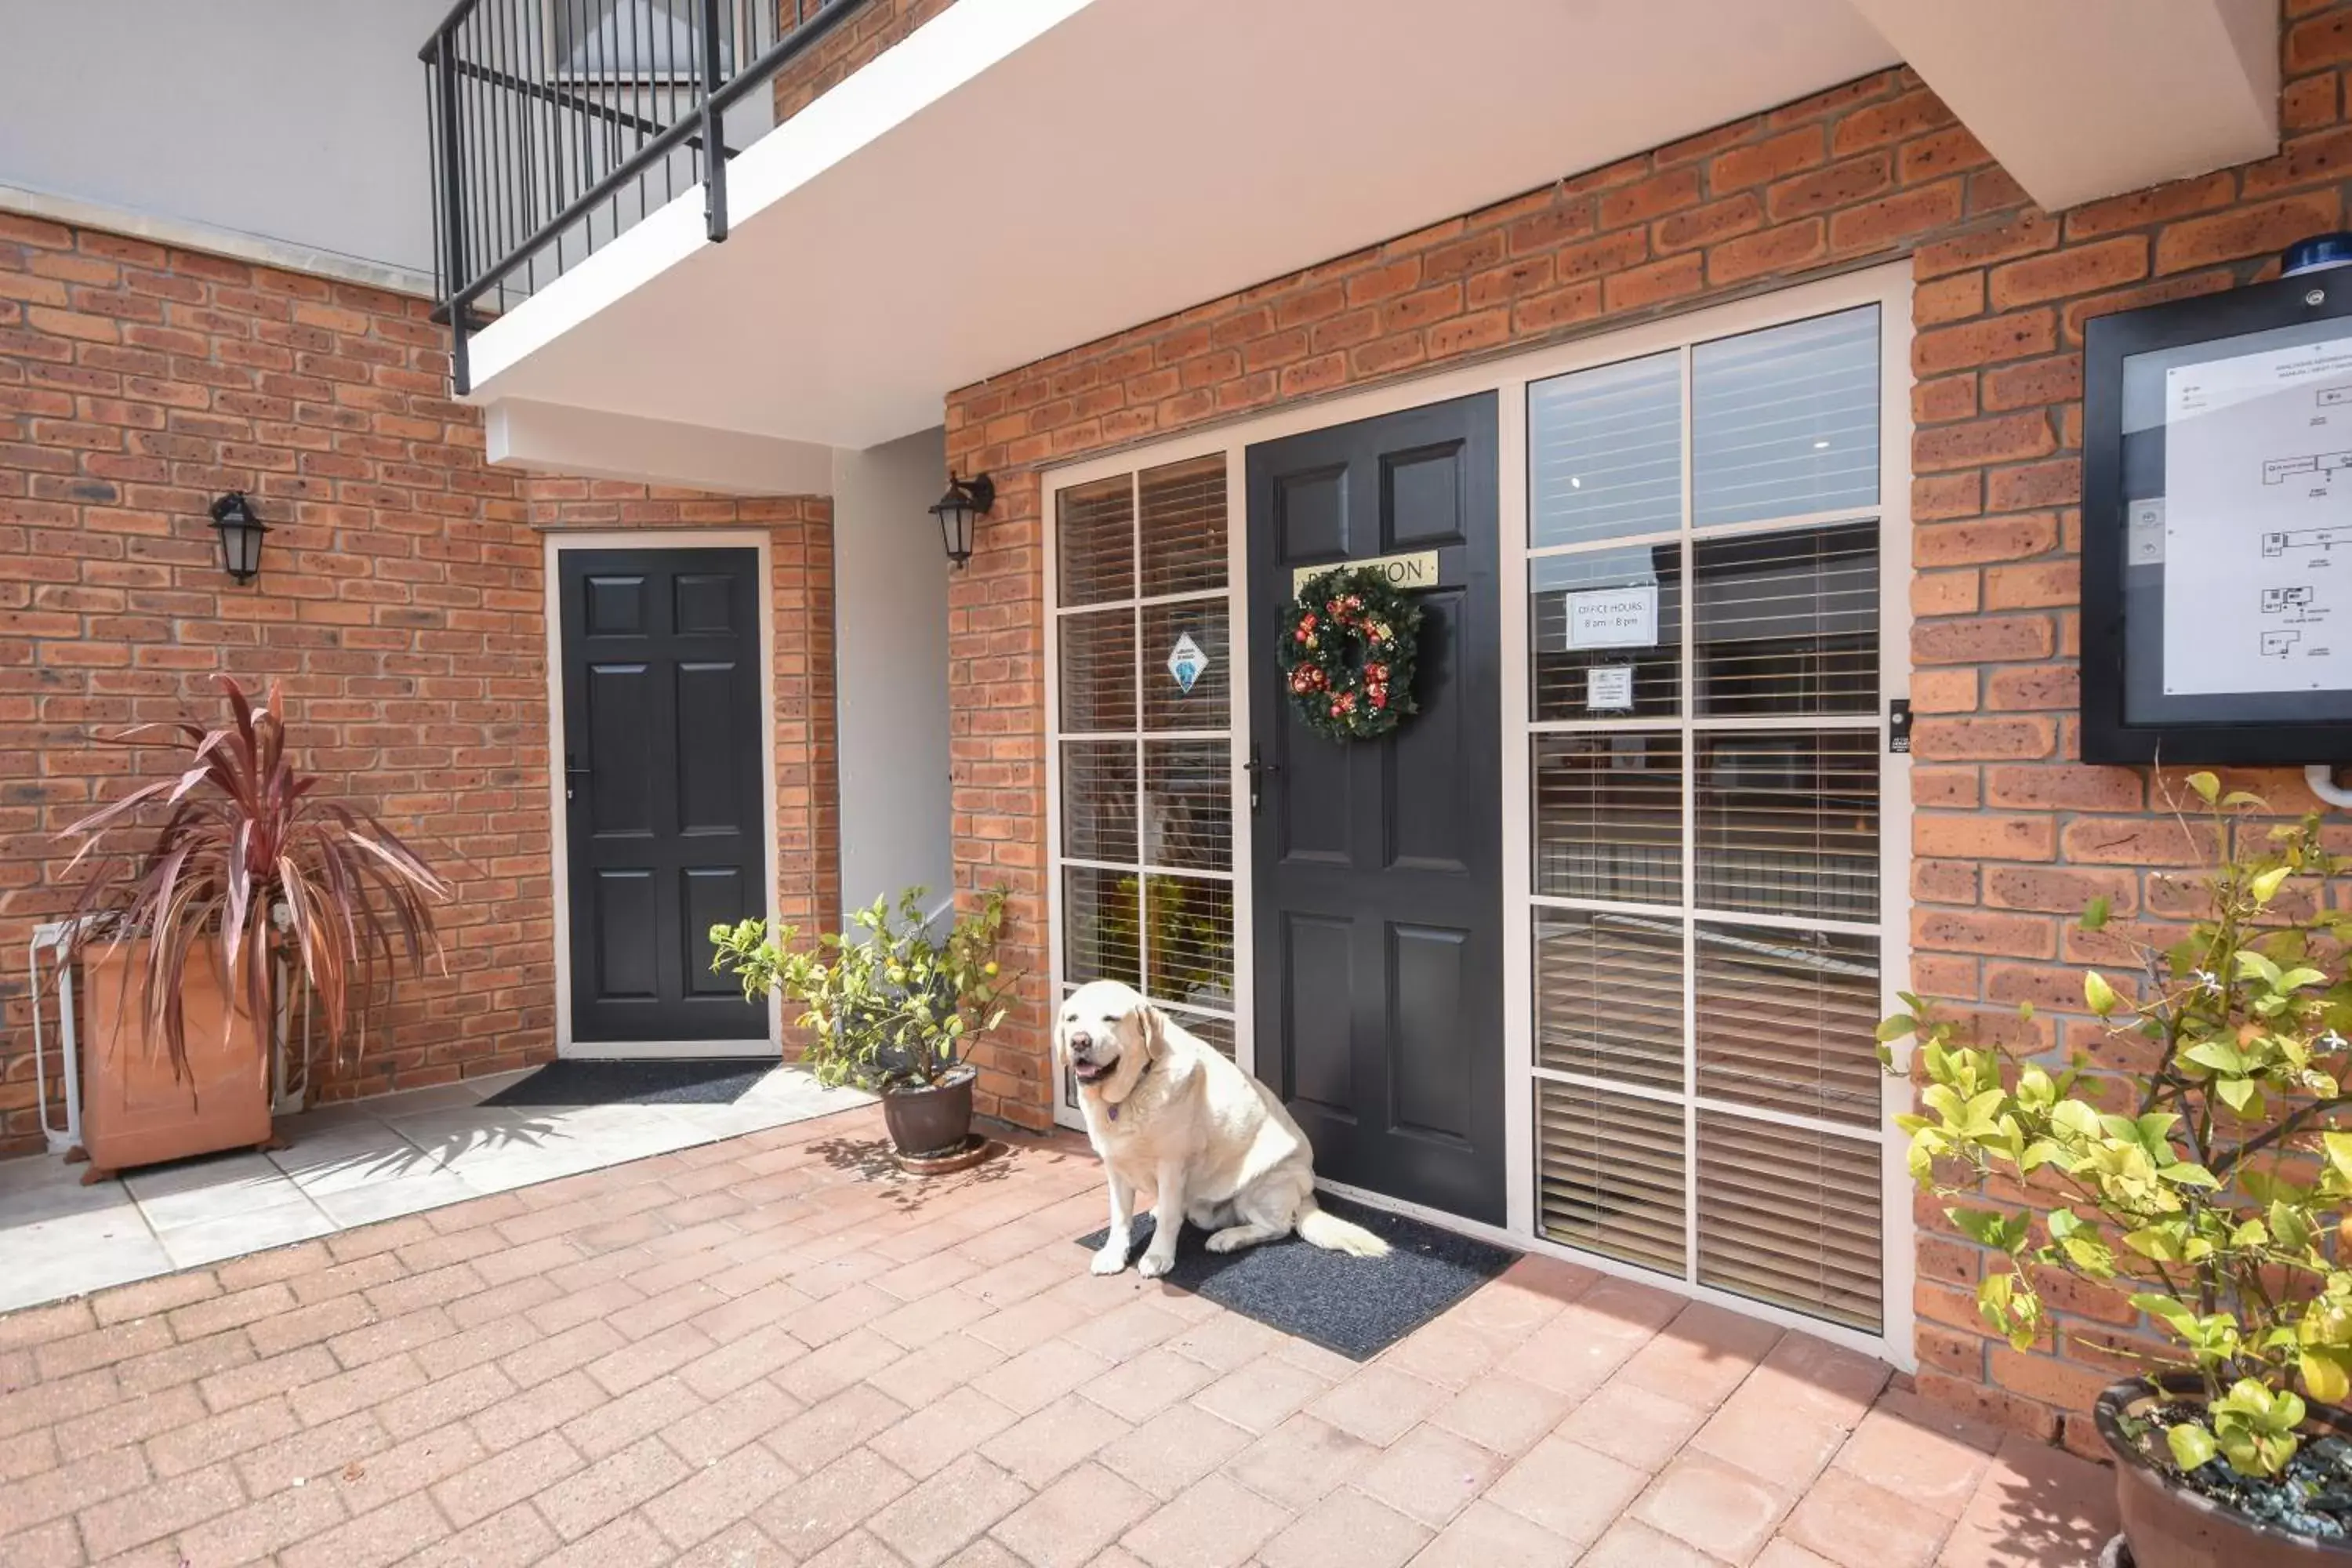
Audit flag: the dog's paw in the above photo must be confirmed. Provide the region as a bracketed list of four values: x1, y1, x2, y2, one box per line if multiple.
[1091, 1245, 1128, 1276]
[1203, 1231, 1241, 1254]
[1136, 1250, 1176, 1279]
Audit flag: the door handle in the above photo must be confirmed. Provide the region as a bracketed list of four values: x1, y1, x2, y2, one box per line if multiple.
[564, 755, 591, 801]
[1244, 744, 1280, 815]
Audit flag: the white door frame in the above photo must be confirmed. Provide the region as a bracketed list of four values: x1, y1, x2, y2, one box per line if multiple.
[1039, 260, 1915, 1364]
[543, 529, 786, 1058]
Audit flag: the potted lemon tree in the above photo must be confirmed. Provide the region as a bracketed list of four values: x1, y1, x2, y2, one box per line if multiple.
[711, 887, 1014, 1170]
[1885, 775, 2352, 1566]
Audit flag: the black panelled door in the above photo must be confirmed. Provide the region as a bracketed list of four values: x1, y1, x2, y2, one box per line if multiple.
[560, 547, 769, 1044]
[1246, 394, 1505, 1224]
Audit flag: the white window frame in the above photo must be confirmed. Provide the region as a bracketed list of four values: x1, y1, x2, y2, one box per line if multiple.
[542, 528, 786, 1059]
[1040, 260, 1914, 1365]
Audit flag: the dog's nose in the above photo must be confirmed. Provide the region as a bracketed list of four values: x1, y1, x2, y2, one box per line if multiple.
[1066, 1029, 1092, 1051]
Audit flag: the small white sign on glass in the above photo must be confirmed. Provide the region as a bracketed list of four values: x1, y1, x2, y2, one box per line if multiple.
[1566, 584, 1659, 649]
[1585, 665, 1635, 712]
[1167, 632, 1209, 695]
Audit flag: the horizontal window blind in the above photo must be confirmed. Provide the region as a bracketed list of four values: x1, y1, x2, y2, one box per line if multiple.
[1529, 351, 1682, 547]
[1692, 307, 1879, 529]
[1697, 1112, 1882, 1332]
[1694, 924, 1881, 1125]
[1537, 1080, 1686, 1273]
[1140, 455, 1228, 599]
[1143, 741, 1230, 871]
[1534, 909, 1683, 1092]
[1693, 522, 1877, 716]
[1058, 476, 1134, 606]
[1534, 731, 1682, 904]
[1694, 728, 1877, 921]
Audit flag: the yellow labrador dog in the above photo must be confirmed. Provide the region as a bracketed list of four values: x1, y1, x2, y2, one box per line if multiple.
[1057, 978, 1388, 1278]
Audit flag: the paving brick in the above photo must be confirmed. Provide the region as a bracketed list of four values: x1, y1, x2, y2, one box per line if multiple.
[868, 1450, 1031, 1568]
[1259, 1488, 1430, 1568]
[756, 1446, 916, 1559]
[1119, 1471, 1290, 1568]
[0, 1443, 149, 1537]
[1485, 1434, 1649, 1548]
[535, 1433, 691, 1543]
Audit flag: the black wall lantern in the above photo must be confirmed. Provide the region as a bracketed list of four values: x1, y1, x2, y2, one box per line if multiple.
[930, 472, 995, 569]
[209, 492, 269, 585]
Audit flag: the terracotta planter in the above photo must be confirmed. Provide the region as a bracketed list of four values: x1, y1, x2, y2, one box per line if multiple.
[880, 1065, 975, 1160]
[2096, 1375, 2352, 1568]
[80, 938, 274, 1180]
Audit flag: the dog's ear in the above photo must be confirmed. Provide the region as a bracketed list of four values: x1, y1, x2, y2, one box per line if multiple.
[1134, 1000, 1169, 1062]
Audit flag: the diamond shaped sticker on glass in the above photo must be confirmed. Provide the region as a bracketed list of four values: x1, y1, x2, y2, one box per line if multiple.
[1166, 632, 1209, 696]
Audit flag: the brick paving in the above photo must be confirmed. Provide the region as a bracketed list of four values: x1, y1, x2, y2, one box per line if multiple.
[0, 1105, 2117, 1566]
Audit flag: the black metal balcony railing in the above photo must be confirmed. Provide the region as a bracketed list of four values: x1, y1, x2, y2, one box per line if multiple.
[420, 0, 862, 394]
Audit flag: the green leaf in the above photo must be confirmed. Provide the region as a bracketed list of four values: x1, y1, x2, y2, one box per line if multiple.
[2252, 865, 2293, 905]
[2181, 1040, 2248, 1075]
[2125, 1225, 2189, 1262]
[2305, 1352, 2352, 1406]
[2081, 895, 2111, 932]
[2217, 1077, 2260, 1115]
[2325, 1132, 2352, 1183]
[2168, 1422, 2219, 1472]
[2187, 771, 2220, 804]
[2084, 971, 2119, 1017]
[1875, 1015, 1919, 1043]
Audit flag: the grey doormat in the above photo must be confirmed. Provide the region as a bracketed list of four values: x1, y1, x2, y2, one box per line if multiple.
[481, 1059, 771, 1107]
[1077, 1193, 1517, 1360]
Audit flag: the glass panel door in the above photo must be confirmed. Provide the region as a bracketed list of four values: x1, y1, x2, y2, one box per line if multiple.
[1523, 304, 1889, 1334]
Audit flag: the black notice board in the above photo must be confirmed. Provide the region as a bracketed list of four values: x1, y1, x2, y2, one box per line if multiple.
[2083, 270, 2352, 764]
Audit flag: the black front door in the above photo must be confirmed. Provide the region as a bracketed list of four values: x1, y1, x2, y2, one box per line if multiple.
[560, 547, 769, 1044]
[1247, 394, 1505, 1224]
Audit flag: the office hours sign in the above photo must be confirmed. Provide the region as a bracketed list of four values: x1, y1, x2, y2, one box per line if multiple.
[2082, 269, 2352, 764]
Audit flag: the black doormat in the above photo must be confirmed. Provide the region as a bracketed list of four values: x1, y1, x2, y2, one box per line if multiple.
[481, 1059, 771, 1108]
[1077, 1193, 1518, 1360]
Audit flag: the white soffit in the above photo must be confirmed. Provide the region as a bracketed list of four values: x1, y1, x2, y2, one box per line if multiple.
[1849, 0, 2279, 215]
[466, 0, 1897, 450]
[486, 399, 836, 496]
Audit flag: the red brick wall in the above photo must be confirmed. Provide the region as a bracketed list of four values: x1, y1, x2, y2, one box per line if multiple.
[942, 0, 2352, 1444]
[771, 0, 960, 125]
[0, 220, 837, 1155]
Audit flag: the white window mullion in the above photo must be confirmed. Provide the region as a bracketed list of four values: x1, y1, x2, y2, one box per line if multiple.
[1129, 476, 1149, 1002]
[1677, 339, 1701, 1290]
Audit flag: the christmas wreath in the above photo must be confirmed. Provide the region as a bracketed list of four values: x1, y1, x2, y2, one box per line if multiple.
[1279, 565, 1423, 742]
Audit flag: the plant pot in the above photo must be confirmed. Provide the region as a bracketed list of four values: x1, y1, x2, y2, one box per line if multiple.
[880, 1065, 975, 1160]
[2096, 1375, 2352, 1568]
[79, 937, 274, 1180]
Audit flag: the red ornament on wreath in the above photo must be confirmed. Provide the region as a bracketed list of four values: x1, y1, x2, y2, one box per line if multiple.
[1277, 564, 1423, 742]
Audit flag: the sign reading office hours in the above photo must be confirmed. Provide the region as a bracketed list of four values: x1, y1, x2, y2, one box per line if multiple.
[1566, 584, 1660, 650]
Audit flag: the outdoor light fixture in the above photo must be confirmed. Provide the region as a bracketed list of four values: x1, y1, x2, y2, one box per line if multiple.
[930, 472, 995, 569]
[209, 492, 270, 585]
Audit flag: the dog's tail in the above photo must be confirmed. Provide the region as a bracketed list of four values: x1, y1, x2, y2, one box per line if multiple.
[1295, 1199, 1390, 1258]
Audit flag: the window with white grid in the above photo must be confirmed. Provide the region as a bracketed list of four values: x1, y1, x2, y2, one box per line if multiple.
[1052, 456, 1238, 1098]
[1525, 304, 1889, 1333]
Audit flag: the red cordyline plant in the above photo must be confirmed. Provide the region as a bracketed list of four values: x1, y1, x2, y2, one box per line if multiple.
[57, 676, 450, 1083]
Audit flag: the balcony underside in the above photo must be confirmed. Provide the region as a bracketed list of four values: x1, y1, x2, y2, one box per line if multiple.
[466, 0, 1900, 448]
[463, 0, 2276, 453]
